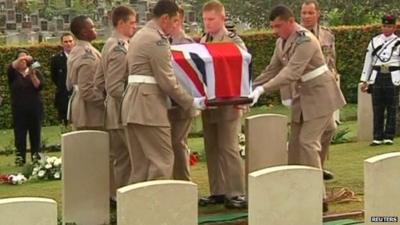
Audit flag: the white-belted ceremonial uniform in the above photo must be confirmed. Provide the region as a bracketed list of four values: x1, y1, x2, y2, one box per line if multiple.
[361, 33, 400, 141]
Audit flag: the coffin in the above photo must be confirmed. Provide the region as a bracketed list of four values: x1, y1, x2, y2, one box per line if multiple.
[171, 42, 252, 106]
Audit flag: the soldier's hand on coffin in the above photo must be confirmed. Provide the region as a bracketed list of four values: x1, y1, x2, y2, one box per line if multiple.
[249, 86, 265, 106]
[193, 97, 206, 110]
[360, 82, 369, 93]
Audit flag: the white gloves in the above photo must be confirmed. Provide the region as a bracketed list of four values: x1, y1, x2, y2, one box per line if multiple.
[249, 86, 265, 106]
[193, 97, 206, 110]
[281, 99, 292, 107]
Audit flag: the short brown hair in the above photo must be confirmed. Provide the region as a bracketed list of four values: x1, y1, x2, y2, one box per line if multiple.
[202, 0, 225, 14]
[269, 4, 294, 21]
[152, 0, 179, 18]
[60, 32, 73, 42]
[111, 5, 136, 27]
[302, 0, 320, 11]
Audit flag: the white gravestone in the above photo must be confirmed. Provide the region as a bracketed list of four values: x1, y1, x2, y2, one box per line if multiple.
[249, 165, 323, 225]
[0, 197, 57, 225]
[62, 130, 109, 225]
[117, 180, 197, 225]
[365, 152, 400, 225]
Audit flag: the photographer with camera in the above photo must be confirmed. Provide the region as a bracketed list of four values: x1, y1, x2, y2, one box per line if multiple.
[7, 49, 44, 166]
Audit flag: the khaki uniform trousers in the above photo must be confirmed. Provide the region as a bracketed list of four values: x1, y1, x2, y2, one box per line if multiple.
[124, 123, 174, 183]
[202, 115, 245, 197]
[108, 129, 131, 198]
[170, 117, 193, 181]
[319, 117, 336, 167]
[288, 114, 334, 168]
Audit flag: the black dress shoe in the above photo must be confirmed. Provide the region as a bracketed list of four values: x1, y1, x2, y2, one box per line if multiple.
[323, 170, 334, 180]
[198, 194, 225, 206]
[224, 196, 247, 209]
[323, 202, 328, 213]
[15, 156, 25, 167]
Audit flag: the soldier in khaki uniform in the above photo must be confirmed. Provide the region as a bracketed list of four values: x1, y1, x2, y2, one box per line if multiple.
[301, 0, 338, 180]
[67, 16, 104, 130]
[279, 0, 338, 180]
[198, 0, 247, 209]
[93, 6, 137, 203]
[121, 0, 205, 183]
[168, 6, 197, 181]
[250, 5, 346, 212]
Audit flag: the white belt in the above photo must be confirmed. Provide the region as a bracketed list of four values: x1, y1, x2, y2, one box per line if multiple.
[301, 65, 329, 82]
[67, 85, 79, 121]
[128, 75, 157, 84]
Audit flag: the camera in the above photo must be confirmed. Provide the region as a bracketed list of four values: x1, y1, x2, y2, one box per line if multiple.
[27, 59, 41, 69]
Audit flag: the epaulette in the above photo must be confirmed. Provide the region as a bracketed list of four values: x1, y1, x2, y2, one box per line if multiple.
[156, 38, 169, 46]
[114, 40, 127, 54]
[320, 26, 333, 33]
[228, 31, 237, 38]
[156, 29, 169, 46]
[81, 47, 96, 60]
[296, 31, 311, 44]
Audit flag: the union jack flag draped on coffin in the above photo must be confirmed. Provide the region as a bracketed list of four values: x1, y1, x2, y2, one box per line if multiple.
[170, 43, 252, 102]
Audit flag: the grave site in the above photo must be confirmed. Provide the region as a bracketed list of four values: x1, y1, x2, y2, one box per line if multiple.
[1, 104, 400, 224]
[1, 1, 400, 224]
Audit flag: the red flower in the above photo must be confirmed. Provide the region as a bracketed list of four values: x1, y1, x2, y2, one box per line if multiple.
[0, 175, 10, 184]
[189, 152, 199, 166]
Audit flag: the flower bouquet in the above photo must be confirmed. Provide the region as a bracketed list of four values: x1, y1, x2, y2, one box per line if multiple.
[0, 173, 27, 185]
[31, 156, 62, 180]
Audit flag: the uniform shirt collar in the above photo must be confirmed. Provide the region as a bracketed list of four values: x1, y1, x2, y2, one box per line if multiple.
[310, 23, 319, 36]
[210, 27, 228, 41]
[76, 40, 92, 47]
[112, 30, 129, 43]
[380, 33, 397, 41]
[286, 23, 305, 42]
[146, 20, 168, 38]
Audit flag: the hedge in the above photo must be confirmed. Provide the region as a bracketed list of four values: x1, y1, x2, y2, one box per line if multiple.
[0, 25, 381, 129]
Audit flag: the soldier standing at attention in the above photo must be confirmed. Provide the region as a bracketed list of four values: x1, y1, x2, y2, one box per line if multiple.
[121, 0, 205, 183]
[198, 0, 247, 209]
[50, 33, 75, 126]
[300, 0, 338, 180]
[168, 6, 197, 181]
[250, 5, 346, 212]
[93, 6, 137, 204]
[67, 16, 104, 130]
[360, 15, 400, 146]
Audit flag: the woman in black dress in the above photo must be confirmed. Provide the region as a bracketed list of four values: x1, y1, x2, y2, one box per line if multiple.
[7, 49, 44, 166]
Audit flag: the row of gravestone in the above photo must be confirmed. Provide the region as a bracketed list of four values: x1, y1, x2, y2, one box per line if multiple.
[1, 153, 399, 225]
[0, 112, 398, 225]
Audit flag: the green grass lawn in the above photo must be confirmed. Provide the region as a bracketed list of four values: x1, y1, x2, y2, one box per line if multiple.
[2, 103, 391, 221]
[2, 136, 399, 216]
